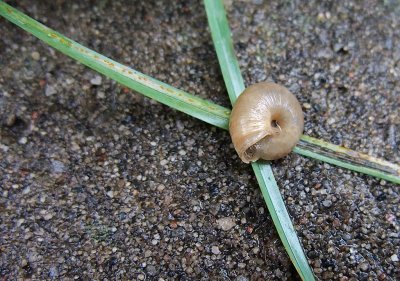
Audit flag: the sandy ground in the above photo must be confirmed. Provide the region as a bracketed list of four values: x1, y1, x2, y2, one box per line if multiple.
[0, 0, 399, 280]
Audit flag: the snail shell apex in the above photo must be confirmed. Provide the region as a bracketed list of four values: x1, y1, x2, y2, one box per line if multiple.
[229, 82, 304, 163]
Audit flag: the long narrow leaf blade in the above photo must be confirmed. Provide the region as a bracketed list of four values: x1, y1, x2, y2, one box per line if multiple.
[203, 0, 316, 280]
[1, 1, 398, 186]
[0, 1, 230, 130]
[294, 140, 400, 184]
[299, 135, 400, 179]
[252, 163, 314, 279]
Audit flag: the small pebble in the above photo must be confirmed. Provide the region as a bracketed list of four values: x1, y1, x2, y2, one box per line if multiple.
[43, 213, 53, 220]
[18, 137, 27, 144]
[90, 75, 102, 85]
[51, 160, 65, 174]
[157, 184, 165, 192]
[45, 85, 57, 96]
[216, 217, 236, 231]
[22, 186, 31, 194]
[147, 265, 157, 276]
[211, 246, 221, 255]
[316, 48, 334, 59]
[322, 200, 332, 208]
[31, 51, 40, 60]
[359, 262, 369, 271]
[97, 91, 106, 99]
[48, 266, 58, 278]
[327, 118, 336, 125]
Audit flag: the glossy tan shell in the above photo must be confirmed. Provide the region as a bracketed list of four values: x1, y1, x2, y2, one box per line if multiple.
[229, 82, 304, 163]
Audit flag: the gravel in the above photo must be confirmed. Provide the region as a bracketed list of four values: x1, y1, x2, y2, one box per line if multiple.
[0, 0, 399, 280]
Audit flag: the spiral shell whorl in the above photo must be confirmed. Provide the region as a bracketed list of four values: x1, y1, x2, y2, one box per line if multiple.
[229, 82, 304, 163]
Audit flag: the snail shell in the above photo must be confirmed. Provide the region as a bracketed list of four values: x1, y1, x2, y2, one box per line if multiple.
[229, 82, 304, 163]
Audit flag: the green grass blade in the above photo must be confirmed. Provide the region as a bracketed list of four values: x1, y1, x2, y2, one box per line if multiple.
[201, 1, 245, 103]
[252, 163, 314, 279]
[300, 135, 400, 177]
[0, 1, 230, 131]
[294, 142, 400, 184]
[1, 0, 398, 186]
[204, 0, 316, 280]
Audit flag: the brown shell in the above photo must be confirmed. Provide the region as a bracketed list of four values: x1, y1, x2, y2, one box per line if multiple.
[229, 82, 304, 163]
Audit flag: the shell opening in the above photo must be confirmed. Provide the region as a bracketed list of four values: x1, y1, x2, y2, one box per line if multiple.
[244, 144, 257, 160]
[243, 133, 272, 162]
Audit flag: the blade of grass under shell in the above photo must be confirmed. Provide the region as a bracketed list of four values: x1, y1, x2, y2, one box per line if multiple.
[1, 1, 398, 186]
[296, 136, 400, 184]
[203, 0, 316, 280]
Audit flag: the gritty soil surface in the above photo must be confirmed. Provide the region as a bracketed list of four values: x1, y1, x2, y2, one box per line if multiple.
[1, 0, 399, 280]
